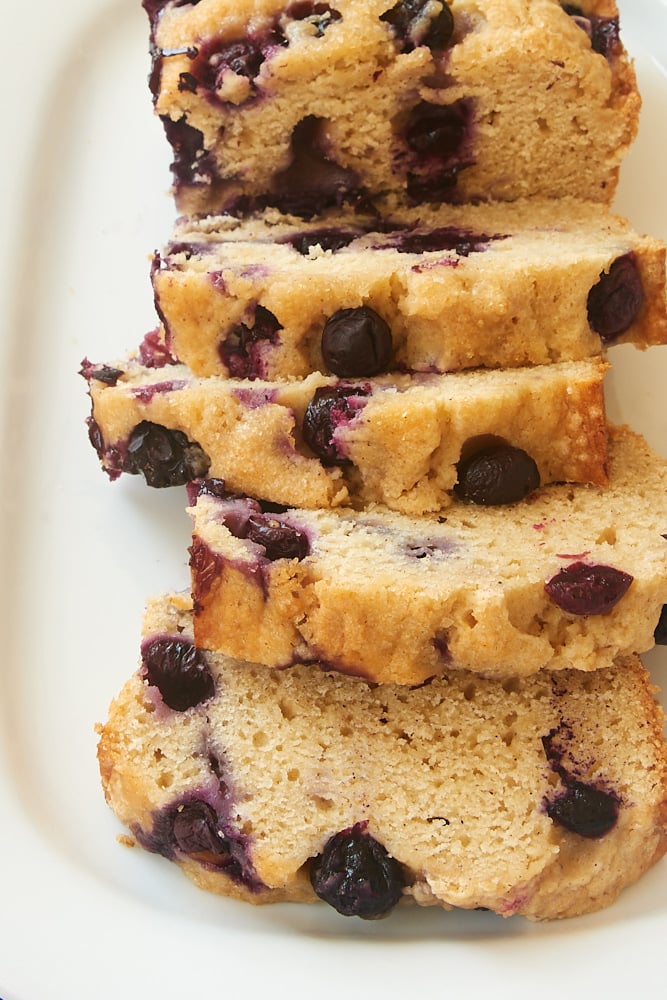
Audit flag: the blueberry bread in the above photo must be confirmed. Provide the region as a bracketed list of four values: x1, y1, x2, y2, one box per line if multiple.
[83, 355, 608, 515]
[187, 425, 667, 684]
[153, 201, 667, 379]
[97, 593, 667, 921]
[143, 0, 639, 214]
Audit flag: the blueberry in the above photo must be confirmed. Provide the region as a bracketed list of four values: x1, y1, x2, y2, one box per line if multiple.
[141, 637, 214, 711]
[302, 385, 371, 465]
[405, 101, 468, 159]
[381, 0, 454, 53]
[280, 227, 361, 254]
[546, 781, 619, 838]
[544, 562, 633, 616]
[137, 328, 179, 369]
[587, 254, 644, 343]
[79, 360, 124, 385]
[270, 117, 362, 219]
[654, 605, 667, 645]
[172, 801, 228, 855]
[245, 514, 310, 560]
[380, 225, 499, 256]
[310, 824, 404, 918]
[124, 421, 211, 487]
[321, 307, 392, 377]
[160, 115, 220, 186]
[218, 306, 282, 379]
[454, 445, 540, 505]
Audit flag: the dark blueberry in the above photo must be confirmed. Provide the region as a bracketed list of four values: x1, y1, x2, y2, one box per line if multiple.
[178, 71, 198, 94]
[160, 115, 220, 187]
[245, 514, 310, 560]
[310, 824, 404, 918]
[124, 421, 211, 487]
[544, 562, 633, 616]
[172, 801, 227, 855]
[218, 305, 282, 379]
[87, 416, 105, 461]
[562, 6, 620, 59]
[189, 535, 224, 607]
[321, 306, 393, 377]
[187, 477, 231, 504]
[381, 0, 454, 53]
[405, 100, 468, 159]
[587, 254, 644, 343]
[454, 445, 540, 506]
[403, 99, 474, 201]
[286, 1, 342, 36]
[141, 636, 214, 711]
[280, 227, 361, 254]
[379, 225, 500, 256]
[190, 36, 267, 92]
[546, 781, 619, 838]
[654, 605, 667, 645]
[269, 117, 363, 219]
[302, 385, 371, 465]
[79, 359, 124, 386]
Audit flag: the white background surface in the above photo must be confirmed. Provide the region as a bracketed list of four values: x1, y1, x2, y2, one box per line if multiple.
[1, 1, 666, 997]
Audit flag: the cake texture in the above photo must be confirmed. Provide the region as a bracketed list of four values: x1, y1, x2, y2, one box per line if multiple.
[97, 593, 667, 921]
[83, 355, 608, 515]
[187, 425, 667, 684]
[152, 201, 667, 379]
[142, 0, 639, 214]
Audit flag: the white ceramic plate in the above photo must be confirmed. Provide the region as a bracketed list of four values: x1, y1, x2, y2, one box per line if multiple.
[1, 2, 666, 997]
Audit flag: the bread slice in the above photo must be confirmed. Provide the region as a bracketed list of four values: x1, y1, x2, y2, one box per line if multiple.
[97, 592, 667, 921]
[188, 425, 667, 683]
[83, 355, 608, 514]
[153, 201, 667, 380]
[144, 0, 639, 212]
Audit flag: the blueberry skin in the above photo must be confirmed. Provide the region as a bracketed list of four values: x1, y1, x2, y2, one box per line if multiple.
[141, 637, 214, 711]
[587, 254, 644, 343]
[454, 445, 540, 505]
[310, 824, 405, 919]
[546, 781, 619, 838]
[654, 605, 667, 645]
[321, 307, 393, 377]
[124, 421, 211, 488]
[544, 562, 633, 616]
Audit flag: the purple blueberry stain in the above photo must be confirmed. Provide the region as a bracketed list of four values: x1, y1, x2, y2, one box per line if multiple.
[381, 0, 455, 53]
[124, 421, 211, 488]
[544, 561, 633, 616]
[321, 306, 393, 377]
[218, 305, 283, 380]
[302, 384, 371, 465]
[454, 444, 541, 506]
[141, 634, 214, 711]
[310, 822, 405, 918]
[137, 327, 179, 368]
[131, 379, 187, 404]
[587, 253, 644, 343]
[402, 535, 457, 559]
[376, 225, 504, 256]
